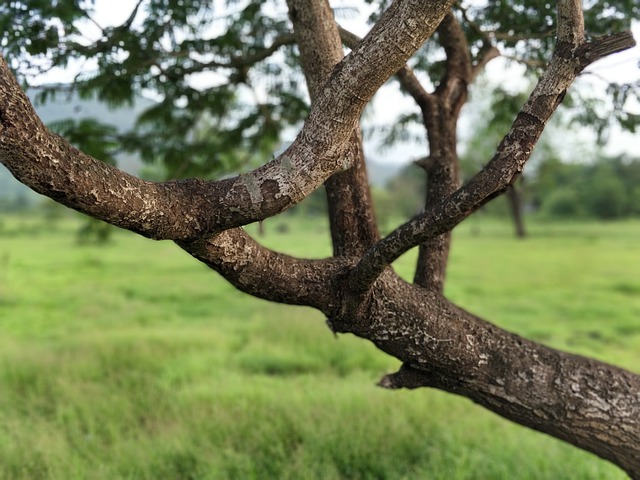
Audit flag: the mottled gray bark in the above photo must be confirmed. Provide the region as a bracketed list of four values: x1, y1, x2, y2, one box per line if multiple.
[333, 272, 640, 477]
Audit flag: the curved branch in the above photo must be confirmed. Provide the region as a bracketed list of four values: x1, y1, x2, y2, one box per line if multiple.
[339, 25, 434, 115]
[341, 16, 472, 290]
[348, 30, 637, 294]
[177, 228, 347, 314]
[0, 0, 456, 241]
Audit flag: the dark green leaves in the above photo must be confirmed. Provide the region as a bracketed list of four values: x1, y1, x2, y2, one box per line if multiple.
[49, 117, 119, 165]
[5, 0, 308, 181]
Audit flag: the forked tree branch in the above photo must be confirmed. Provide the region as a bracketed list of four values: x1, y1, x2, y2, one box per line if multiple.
[329, 273, 640, 477]
[348, 29, 636, 294]
[341, 15, 476, 291]
[557, 0, 584, 45]
[2, 2, 639, 474]
[436, 12, 472, 101]
[0, 0, 456, 241]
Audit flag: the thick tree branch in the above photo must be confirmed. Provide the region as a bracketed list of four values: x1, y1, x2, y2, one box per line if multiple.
[338, 25, 435, 114]
[0, 0, 455, 241]
[178, 228, 346, 314]
[557, 0, 585, 45]
[288, 0, 379, 257]
[339, 21, 459, 290]
[349, 30, 636, 294]
[436, 12, 472, 101]
[341, 22, 441, 275]
[3, 2, 639, 474]
[340, 16, 471, 291]
[331, 273, 640, 477]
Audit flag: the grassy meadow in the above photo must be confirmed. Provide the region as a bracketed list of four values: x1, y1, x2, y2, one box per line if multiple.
[0, 213, 638, 479]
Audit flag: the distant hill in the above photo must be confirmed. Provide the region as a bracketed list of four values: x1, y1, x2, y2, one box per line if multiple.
[366, 158, 403, 187]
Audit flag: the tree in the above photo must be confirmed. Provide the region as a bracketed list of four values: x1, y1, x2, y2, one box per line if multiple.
[530, 153, 640, 219]
[1, 0, 639, 476]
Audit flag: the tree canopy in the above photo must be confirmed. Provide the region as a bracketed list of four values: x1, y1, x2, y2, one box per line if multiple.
[2, 0, 637, 177]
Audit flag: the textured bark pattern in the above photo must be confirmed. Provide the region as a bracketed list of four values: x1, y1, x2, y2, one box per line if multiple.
[1, 0, 638, 476]
[178, 229, 347, 312]
[335, 273, 640, 476]
[0, 0, 454, 240]
[288, 0, 379, 257]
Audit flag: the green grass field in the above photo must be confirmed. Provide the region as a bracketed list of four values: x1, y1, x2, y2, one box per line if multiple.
[0, 214, 638, 479]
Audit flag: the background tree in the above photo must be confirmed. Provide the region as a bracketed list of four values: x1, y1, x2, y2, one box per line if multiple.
[1, 0, 639, 477]
[531, 153, 640, 219]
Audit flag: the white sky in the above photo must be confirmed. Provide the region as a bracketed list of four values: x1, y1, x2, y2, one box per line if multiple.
[33, 0, 640, 164]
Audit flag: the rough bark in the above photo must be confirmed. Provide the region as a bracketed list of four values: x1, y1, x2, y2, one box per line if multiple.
[177, 229, 346, 312]
[331, 271, 640, 477]
[349, 30, 636, 294]
[1, 0, 639, 476]
[288, 0, 379, 257]
[342, 16, 470, 291]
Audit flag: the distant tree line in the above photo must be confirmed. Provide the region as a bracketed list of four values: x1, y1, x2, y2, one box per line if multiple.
[531, 155, 640, 220]
[376, 153, 640, 225]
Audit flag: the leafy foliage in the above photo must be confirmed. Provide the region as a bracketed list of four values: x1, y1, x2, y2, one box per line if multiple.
[364, 0, 639, 142]
[2, 0, 637, 180]
[1, 0, 308, 180]
[531, 155, 640, 219]
[1, 0, 638, 227]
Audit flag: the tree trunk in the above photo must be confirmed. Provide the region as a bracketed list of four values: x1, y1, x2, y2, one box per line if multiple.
[507, 182, 527, 238]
